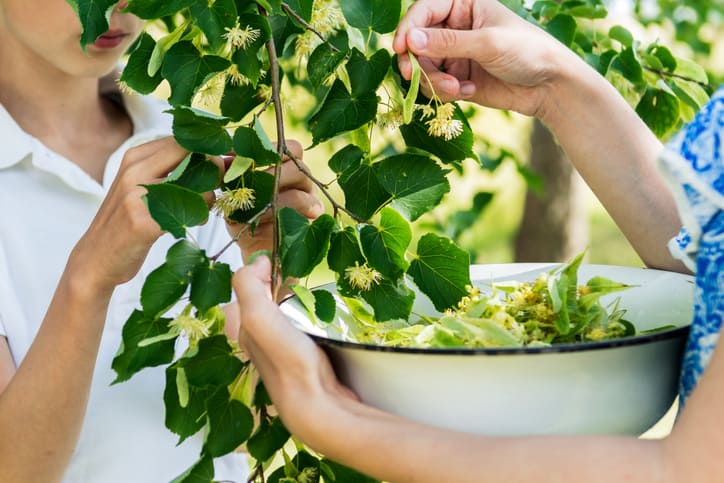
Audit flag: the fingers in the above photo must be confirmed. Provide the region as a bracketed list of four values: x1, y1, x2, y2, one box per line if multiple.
[121, 136, 189, 179]
[393, 0, 454, 54]
[233, 255, 274, 307]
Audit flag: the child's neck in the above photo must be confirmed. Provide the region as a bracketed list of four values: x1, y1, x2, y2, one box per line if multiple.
[0, 75, 133, 184]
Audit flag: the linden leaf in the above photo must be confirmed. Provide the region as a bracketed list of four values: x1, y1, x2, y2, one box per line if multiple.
[407, 233, 471, 312]
[204, 387, 254, 457]
[359, 208, 411, 280]
[340, 0, 401, 34]
[161, 41, 230, 106]
[143, 183, 210, 238]
[169, 106, 233, 156]
[279, 209, 336, 279]
[111, 310, 176, 384]
[374, 154, 450, 221]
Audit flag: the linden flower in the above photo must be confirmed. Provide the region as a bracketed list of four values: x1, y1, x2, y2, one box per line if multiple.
[226, 64, 250, 86]
[310, 0, 345, 35]
[587, 327, 608, 341]
[223, 21, 261, 50]
[193, 74, 225, 110]
[377, 107, 404, 130]
[426, 102, 464, 141]
[213, 187, 257, 217]
[344, 261, 382, 291]
[169, 313, 211, 342]
[294, 31, 318, 58]
[257, 84, 273, 101]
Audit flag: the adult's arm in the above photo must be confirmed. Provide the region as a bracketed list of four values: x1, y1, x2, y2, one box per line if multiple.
[393, 0, 687, 272]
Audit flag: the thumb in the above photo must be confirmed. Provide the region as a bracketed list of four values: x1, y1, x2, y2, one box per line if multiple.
[407, 27, 484, 62]
[233, 254, 274, 306]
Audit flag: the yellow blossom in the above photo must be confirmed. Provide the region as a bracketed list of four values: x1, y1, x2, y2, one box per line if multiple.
[344, 261, 382, 291]
[377, 107, 405, 130]
[169, 313, 212, 343]
[310, 0, 345, 35]
[425, 102, 464, 140]
[223, 20, 261, 50]
[213, 187, 257, 217]
[226, 64, 249, 86]
[587, 327, 608, 341]
[193, 74, 225, 110]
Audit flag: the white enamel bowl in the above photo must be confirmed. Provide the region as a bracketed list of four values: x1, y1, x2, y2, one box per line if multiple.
[280, 264, 693, 436]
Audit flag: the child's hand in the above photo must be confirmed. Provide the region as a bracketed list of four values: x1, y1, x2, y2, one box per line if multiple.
[68, 137, 197, 292]
[227, 140, 324, 263]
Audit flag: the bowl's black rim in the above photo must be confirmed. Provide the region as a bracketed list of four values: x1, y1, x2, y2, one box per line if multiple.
[306, 324, 690, 355]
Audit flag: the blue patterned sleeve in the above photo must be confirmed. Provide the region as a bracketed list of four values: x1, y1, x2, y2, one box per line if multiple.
[658, 86, 724, 406]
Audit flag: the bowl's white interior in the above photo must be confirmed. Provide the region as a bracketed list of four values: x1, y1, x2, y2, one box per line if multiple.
[282, 264, 694, 344]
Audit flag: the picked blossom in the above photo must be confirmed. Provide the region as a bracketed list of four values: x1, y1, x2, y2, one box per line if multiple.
[169, 313, 212, 343]
[416, 104, 436, 119]
[426, 102, 463, 141]
[344, 261, 382, 292]
[214, 187, 256, 217]
[223, 20, 261, 50]
[377, 107, 404, 130]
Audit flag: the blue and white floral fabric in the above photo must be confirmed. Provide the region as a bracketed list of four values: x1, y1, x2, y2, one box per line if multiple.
[658, 86, 724, 406]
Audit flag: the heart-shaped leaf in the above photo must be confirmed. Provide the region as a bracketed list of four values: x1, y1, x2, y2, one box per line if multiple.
[169, 106, 233, 156]
[112, 310, 176, 384]
[340, 0, 401, 34]
[279, 209, 336, 279]
[204, 386, 254, 457]
[143, 183, 210, 238]
[190, 262, 232, 313]
[162, 41, 230, 106]
[359, 208, 411, 280]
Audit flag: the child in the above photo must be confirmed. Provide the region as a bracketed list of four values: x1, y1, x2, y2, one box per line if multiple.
[0, 0, 321, 481]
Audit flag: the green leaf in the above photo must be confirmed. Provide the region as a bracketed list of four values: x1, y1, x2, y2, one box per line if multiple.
[143, 183, 210, 238]
[374, 154, 450, 221]
[650, 45, 677, 72]
[346, 48, 390, 96]
[320, 458, 378, 483]
[179, 335, 244, 387]
[112, 310, 176, 383]
[308, 43, 347, 90]
[76, 0, 117, 48]
[283, 0, 314, 23]
[233, 126, 280, 168]
[141, 263, 189, 317]
[635, 87, 680, 138]
[279, 209, 336, 279]
[608, 25, 633, 47]
[166, 240, 208, 277]
[400, 104, 476, 163]
[674, 57, 709, 85]
[126, 0, 195, 19]
[359, 208, 411, 280]
[220, 78, 266, 121]
[308, 80, 379, 145]
[247, 417, 291, 462]
[169, 106, 233, 156]
[328, 144, 365, 174]
[162, 41, 230, 106]
[204, 386, 254, 457]
[190, 262, 233, 313]
[610, 47, 644, 85]
[408, 233, 471, 312]
[120, 32, 164, 94]
[164, 366, 211, 444]
[189, 0, 238, 52]
[327, 227, 365, 276]
[566, 3, 607, 18]
[545, 14, 577, 47]
[169, 454, 215, 483]
[337, 162, 391, 220]
[361, 277, 415, 321]
[168, 152, 221, 193]
[340, 0, 401, 34]
[313, 290, 336, 323]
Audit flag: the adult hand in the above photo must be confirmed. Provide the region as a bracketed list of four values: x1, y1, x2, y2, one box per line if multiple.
[393, 0, 581, 117]
[70, 137, 197, 292]
[233, 256, 358, 439]
[227, 140, 324, 263]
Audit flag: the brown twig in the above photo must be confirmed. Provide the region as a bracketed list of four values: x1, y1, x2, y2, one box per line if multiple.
[281, 2, 340, 52]
[210, 203, 273, 262]
[645, 66, 712, 90]
[282, 146, 367, 223]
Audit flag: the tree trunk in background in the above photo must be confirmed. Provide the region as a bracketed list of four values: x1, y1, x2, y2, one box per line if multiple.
[514, 119, 588, 262]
